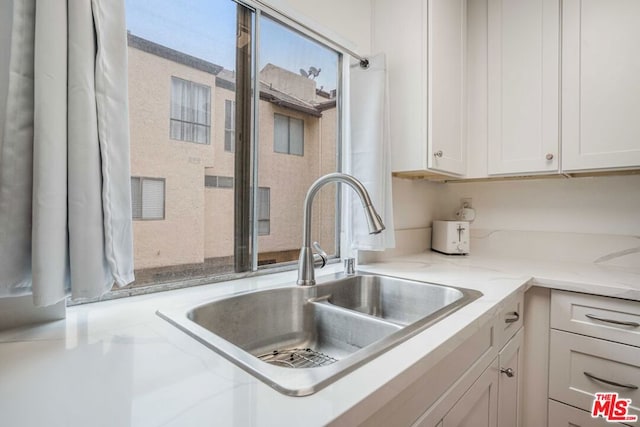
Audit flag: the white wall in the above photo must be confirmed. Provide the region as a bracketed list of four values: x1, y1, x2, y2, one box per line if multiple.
[266, 0, 372, 54]
[392, 178, 441, 230]
[434, 175, 640, 236]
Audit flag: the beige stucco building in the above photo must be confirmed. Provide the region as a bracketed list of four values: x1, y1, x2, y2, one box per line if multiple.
[127, 34, 337, 285]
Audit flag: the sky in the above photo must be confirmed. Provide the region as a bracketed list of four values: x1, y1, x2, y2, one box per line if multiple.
[125, 0, 338, 91]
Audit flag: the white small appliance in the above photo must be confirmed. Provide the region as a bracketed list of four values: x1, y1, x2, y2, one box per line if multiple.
[432, 220, 470, 255]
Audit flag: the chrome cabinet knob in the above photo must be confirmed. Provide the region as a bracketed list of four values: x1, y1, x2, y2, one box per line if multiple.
[434, 150, 443, 158]
[500, 367, 514, 378]
[546, 153, 554, 160]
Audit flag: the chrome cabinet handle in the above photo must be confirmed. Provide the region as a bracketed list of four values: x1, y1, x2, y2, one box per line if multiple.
[584, 371, 639, 390]
[505, 311, 520, 324]
[585, 313, 640, 328]
[546, 153, 554, 160]
[434, 150, 443, 158]
[500, 368, 514, 378]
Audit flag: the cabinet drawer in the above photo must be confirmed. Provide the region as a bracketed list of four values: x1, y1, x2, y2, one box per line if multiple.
[548, 399, 632, 427]
[495, 290, 524, 350]
[551, 290, 640, 347]
[549, 330, 640, 419]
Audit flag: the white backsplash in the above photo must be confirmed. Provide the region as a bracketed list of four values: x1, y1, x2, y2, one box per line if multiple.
[470, 228, 640, 268]
[362, 226, 640, 272]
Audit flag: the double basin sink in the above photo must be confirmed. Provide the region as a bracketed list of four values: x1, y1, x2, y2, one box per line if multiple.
[158, 272, 482, 396]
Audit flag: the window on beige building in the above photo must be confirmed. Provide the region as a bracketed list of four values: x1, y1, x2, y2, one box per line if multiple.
[170, 77, 211, 144]
[257, 187, 270, 236]
[131, 177, 165, 220]
[274, 113, 304, 156]
[224, 99, 235, 152]
[205, 175, 234, 189]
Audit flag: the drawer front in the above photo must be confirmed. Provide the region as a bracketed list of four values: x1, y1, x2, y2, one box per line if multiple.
[549, 399, 633, 427]
[549, 330, 640, 419]
[496, 290, 524, 350]
[551, 290, 640, 347]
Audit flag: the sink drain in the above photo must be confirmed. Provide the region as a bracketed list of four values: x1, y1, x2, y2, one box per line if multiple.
[258, 348, 338, 368]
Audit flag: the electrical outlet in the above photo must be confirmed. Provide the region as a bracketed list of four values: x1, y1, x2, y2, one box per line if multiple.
[460, 197, 472, 209]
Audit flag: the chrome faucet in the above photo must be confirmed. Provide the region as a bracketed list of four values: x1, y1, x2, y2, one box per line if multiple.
[297, 173, 385, 286]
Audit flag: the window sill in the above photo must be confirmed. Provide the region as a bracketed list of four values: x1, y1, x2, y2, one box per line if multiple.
[67, 257, 341, 306]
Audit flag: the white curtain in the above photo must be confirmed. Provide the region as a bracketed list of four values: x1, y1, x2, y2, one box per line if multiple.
[348, 54, 395, 251]
[0, 0, 135, 306]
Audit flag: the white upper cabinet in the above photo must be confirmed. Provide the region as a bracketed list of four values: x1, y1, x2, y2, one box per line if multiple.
[487, 0, 560, 175]
[562, 0, 640, 172]
[373, 0, 467, 176]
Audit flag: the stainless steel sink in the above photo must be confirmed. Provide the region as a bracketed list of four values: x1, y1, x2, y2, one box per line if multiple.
[158, 272, 482, 396]
[326, 274, 466, 326]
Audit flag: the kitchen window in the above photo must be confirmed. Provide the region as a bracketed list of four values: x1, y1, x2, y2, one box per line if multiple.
[130, 177, 165, 220]
[274, 114, 304, 156]
[115, 0, 341, 296]
[170, 77, 211, 144]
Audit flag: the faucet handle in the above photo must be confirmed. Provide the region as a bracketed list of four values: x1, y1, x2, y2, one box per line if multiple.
[312, 241, 327, 268]
[344, 258, 356, 275]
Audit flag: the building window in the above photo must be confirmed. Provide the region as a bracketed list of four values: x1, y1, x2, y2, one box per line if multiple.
[205, 175, 234, 189]
[274, 113, 304, 155]
[224, 99, 235, 152]
[170, 76, 211, 144]
[257, 187, 270, 236]
[131, 177, 165, 220]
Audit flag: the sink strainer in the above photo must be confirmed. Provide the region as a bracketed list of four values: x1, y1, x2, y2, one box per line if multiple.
[258, 348, 338, 368]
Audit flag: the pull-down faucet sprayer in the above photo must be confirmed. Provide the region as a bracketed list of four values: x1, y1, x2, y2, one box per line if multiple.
[297, 173, 385, 286]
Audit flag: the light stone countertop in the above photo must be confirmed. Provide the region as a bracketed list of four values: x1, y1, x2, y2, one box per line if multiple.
[1, 251, 639, 427]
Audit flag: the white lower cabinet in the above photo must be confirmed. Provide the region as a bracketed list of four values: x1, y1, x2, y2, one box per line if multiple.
[548, 399, 633, 427]
[439, 328, 523, 427]
[338, 291, 526, 427]
[442, 358, 499, 427]
[549, 290, 640, 425]
[498, 328, 524, 427]
[412, 305, 524, 427]
[548, 330, 640, 420]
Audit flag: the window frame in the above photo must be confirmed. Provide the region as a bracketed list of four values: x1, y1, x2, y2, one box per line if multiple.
[169, 76, 212, 145]
[82, 1, 347, 304]
[130, 176, 166, 221]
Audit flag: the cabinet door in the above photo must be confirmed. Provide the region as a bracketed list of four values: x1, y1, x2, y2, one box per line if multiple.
[443, 359, 499, 427]
[562, 0, 640, 171]
[373, 0, 466, 176]
[427, 0, 467, 176]
[498, 328, 524, 427]
[487, 0, 560, 175]
[373, 0, 428, 173]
